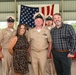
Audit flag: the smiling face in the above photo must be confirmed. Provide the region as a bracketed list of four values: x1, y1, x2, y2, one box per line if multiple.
[45, 20, 52, 26]
[53, 13, 62, 27]
[34, 18, 44, 27]
[7, 22, 14, 28]
[19, 25, 26, 35]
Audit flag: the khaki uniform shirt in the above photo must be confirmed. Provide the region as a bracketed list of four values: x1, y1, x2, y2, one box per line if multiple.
[28, 27, 52, 52]
[45, 25, 55, 31]
[0, 28, 16, 49]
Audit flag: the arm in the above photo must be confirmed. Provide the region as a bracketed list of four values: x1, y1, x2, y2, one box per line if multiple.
[0, 44, 2, 52]
[0, 30, 4, 58]
[67, 25, 75, 57]
[0, 30, 3, 50]
[0, 44, 3, 58]
[28, 43, 31, 56]
[47, 30, 52, 58]
[8, 36, 17, 55]
[27, 30, 31, 56]
[47, 42, 52, 58]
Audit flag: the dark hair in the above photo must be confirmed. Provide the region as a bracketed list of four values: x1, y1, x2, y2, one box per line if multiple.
[16, 23, 26, 36]
[25, 24, 29, 30]
[53, 13, 62, 18]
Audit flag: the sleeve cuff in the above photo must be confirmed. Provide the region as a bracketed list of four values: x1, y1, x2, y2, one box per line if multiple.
[69, 51, 74, 55]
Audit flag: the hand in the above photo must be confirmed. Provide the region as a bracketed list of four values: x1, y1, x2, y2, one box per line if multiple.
[9, 50, 13, 55]
[47, 52, 51, 59]
[47, 52, 50, 58]
[67, 53, 74, 58]
[0, 53, 4, 58]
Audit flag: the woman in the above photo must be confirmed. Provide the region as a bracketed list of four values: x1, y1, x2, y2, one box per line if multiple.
[9, 23, 29, 75]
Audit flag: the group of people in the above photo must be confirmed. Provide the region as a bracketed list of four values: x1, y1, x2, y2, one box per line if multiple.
[0, 12, 76, 75]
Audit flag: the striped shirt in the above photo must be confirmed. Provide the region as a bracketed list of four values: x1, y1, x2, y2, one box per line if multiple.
[50, 23, 75, 54]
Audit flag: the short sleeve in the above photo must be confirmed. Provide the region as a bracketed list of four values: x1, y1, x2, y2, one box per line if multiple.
[27, 29, 31, 43]
[47, 30, 52, 42]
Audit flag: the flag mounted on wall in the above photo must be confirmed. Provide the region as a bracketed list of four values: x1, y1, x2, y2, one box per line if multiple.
[18, 4, 59, 28]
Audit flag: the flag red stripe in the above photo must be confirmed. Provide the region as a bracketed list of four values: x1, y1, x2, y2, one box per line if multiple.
[51, 4, 54, 16]
[47, 6, 50, 15]
[41, 7, 45, 15]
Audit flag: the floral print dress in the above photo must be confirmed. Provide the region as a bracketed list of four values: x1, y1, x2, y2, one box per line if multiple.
[13, 35, 29, 74]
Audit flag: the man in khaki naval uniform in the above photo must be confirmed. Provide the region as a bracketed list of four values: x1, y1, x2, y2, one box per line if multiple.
[0, 16, 16, 75]
[45, 15, 54, 30]
[28, 12, 52, 75]
[45, 16, 56, 75]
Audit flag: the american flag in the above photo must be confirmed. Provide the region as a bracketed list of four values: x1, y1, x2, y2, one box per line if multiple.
[19, 4, 58, 28]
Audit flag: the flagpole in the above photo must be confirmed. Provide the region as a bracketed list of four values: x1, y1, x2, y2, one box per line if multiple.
[14, 0, 17, 29]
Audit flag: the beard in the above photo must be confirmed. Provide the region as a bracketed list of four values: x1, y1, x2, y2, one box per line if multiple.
[55, 20, 62, 26]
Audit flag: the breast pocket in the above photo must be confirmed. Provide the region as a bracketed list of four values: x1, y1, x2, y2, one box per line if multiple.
[4, 32, 11, 39]
[42, 33, 48, 41]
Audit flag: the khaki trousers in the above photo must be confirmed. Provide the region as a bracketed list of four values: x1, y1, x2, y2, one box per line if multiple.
[2, 49, 14, 75]
[45, 59, 57, 75]
[45, 53, 57, 75]
[31, 50, 47, 75]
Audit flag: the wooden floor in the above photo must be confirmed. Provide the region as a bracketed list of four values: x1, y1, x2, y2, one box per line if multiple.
[0, 59, 76, 75]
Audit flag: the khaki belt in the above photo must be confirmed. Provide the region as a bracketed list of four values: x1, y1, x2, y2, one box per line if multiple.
[56, 50, 70, 52]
